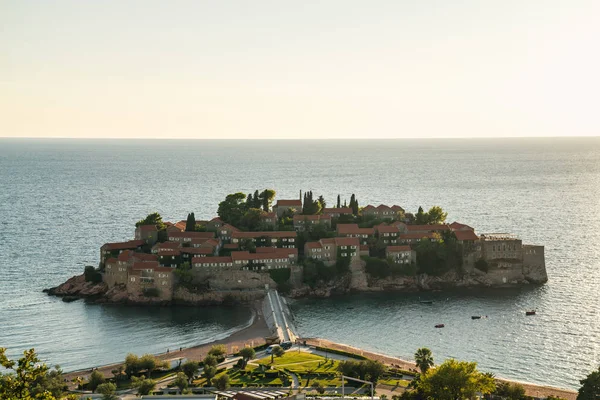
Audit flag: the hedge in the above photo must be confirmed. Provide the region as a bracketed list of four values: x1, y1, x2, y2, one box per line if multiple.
[315, 346, 367, 360]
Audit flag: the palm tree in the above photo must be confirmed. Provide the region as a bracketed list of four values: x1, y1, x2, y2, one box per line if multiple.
[414, 347, 434, 374]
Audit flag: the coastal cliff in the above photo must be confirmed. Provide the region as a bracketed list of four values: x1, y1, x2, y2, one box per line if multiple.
[289, 258, 548, 298]
[46, 257, 548, 304]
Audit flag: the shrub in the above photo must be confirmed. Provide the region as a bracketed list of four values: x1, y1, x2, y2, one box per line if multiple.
[143, 288, 160, 297]
[475, 258, 489, 272]
[84, 266, 102, 283]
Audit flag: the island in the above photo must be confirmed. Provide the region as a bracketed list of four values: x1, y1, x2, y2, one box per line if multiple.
[46, 189, 548, 305]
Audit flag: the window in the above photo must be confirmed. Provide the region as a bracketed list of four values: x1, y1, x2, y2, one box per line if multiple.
[130, 277, 136, 282]
[342, 252, 347, 257]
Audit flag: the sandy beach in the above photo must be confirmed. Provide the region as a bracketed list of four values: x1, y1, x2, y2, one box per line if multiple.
[63, 302, 271, 384]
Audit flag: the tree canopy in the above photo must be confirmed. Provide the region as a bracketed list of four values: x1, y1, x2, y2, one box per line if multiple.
[136, 212, 166, 230]
[0, 347, 62, 400]
[414, 347, 434, 374]
[185, 213, 196, 232]
[418, 359, 495, 400]
[577, 365, 600, 400]
[415, 206, 448, 225]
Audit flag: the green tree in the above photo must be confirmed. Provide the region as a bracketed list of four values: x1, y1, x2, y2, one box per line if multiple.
[0, 348, 56, 400]
[415, 206, 426, 224]
[203, 366, 217, 386]
[182, 361, 199, 383]
[495, 381, 526, 400]
[173, 372, 188, 392]
[271, 345, 285, 363]
[419, 359, 495, 400]
[30, 365, 67, 399]
[110, 365, 124, 384]
[203, 355, 218, 368]
[426, 206, 448, 224]
[213, 373, 230, 390]
[317, 195, 326, 211]
[136, 212, 166, 230]
[87, 370, 105, 393]
[577, 365, 600, 400]
[131, 375, 155, 395]
[208, 345, 227, 359]
[414, 348, 434, 374]
[259, 189, 276, 212]
[337, 194, 341, 208]
[139, 354, 164, 378]
[239, 347, 256, 368]
[241, 208, 266, 231]
[96, 382, 117, 400]
[217, 193, 248, 226]
[185, 213, 196, 232]
[124, 353, 141, 378]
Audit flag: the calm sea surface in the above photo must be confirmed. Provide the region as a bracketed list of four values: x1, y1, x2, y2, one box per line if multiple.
[0, 138, 599, 389]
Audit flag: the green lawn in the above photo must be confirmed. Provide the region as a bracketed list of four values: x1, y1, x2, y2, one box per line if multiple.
[257, 352, 340, 374]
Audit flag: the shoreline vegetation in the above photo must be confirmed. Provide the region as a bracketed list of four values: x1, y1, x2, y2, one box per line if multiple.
[54, 305, 577, 400]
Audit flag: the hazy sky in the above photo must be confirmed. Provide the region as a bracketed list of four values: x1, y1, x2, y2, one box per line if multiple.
[1, 1, 599, 139]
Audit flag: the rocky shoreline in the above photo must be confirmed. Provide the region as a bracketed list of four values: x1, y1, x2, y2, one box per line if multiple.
[45, 261, 549, 306]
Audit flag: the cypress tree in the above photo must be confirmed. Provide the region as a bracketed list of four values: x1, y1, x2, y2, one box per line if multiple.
[337, 195, 341, 208]
[246, 193, 253, 207]
[185, 213, 196, 232]
[253, 190, 261, 208]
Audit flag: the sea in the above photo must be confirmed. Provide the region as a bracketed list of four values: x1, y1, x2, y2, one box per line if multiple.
[0, 138, 598, 389]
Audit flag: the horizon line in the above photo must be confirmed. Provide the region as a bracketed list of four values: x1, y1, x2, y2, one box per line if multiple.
[1, 135, 599, 140]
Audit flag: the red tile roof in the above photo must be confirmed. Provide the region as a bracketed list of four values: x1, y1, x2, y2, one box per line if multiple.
[454, 230, 479, 241]
[322, 207, 353, 214]
[223, 243, 239, 249]
[210, 217, 223, 222]
[360, 245, 369, 251]
[106, 257, 118, 264]
[157, 249, 181, 256]
[174, 221, 187, 231]
[336, 224, 375, 235]
[154, 241, 180, 250]
[132, 261, 160, 270]
[376, 205, 393, 211]
[450, 222, 474, 231]
[391, 205, 405, 212]
[362, 205, 376, 211]
[102, 240, 145, 251]
[406, 224, 450, 232]
[181, 247, 213, 255]
[276, 199, 302, 207]
[232, 231, 297, 239]
[230, 251, 251, 262]
[386, 245, 412, 252]
[256, 247, 276, 253]
[334, 237, 360, 247]
[399, 232, 437, 240]
[220, 223, 241, 232]
[375, 225, 400, 234]
[168, 231, 216, 239]
[132, 253, 158, 262]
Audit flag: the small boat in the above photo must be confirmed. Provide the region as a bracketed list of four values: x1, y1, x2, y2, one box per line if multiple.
[434, 324, 445, 328]
[471, 316, 482, 320]
[420, 300, 434, 305]
[526, 310, 536, 316]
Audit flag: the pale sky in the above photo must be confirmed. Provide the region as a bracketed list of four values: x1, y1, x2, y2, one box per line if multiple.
[1, 1, 599, 139]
